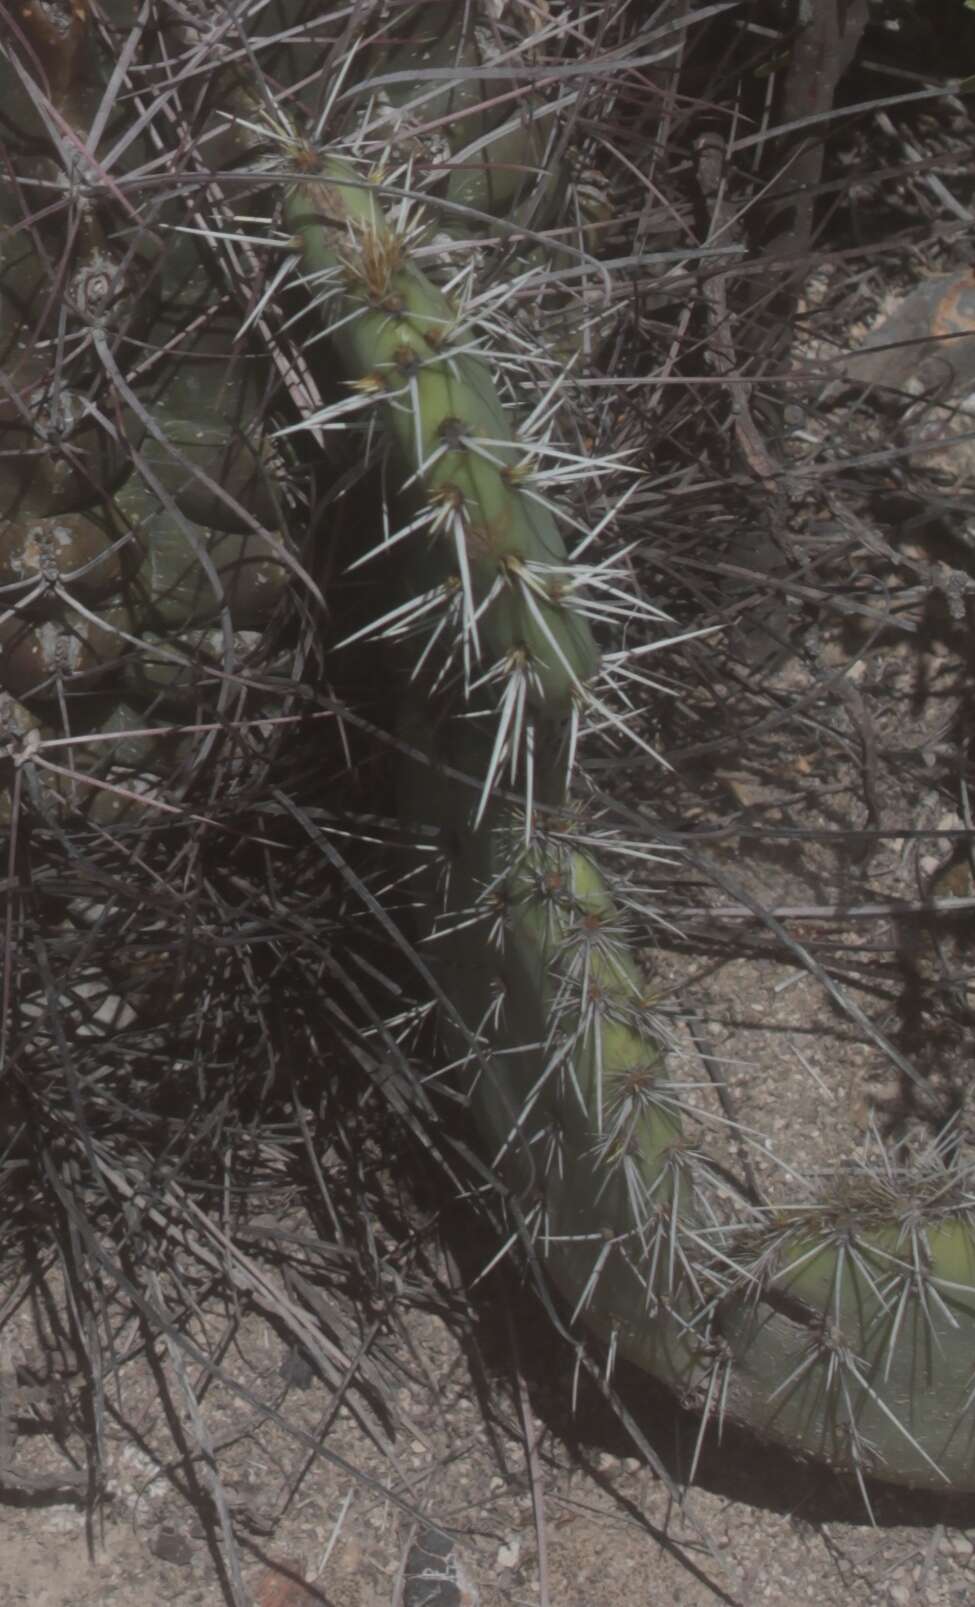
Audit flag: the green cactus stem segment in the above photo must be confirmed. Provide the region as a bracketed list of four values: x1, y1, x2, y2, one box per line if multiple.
[364, 0, 566, 235]
[399, 706, 704, 1388]
[282, 156, 599, 718]
[708, 1218, 975, 1489]
[429, 764, 975, 1489]
[137, 415, 281, 534]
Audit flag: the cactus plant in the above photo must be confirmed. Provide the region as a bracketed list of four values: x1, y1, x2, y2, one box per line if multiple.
[3, 0, 975, 1519]
[260, 33, 975, 1499]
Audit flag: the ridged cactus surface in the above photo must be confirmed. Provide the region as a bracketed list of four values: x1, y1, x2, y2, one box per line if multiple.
[0, 3, 297, 819]
[2, 0, 975, 1509]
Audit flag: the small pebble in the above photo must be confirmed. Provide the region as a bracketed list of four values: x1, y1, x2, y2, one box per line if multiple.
[151, 1525, 194, 1567]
